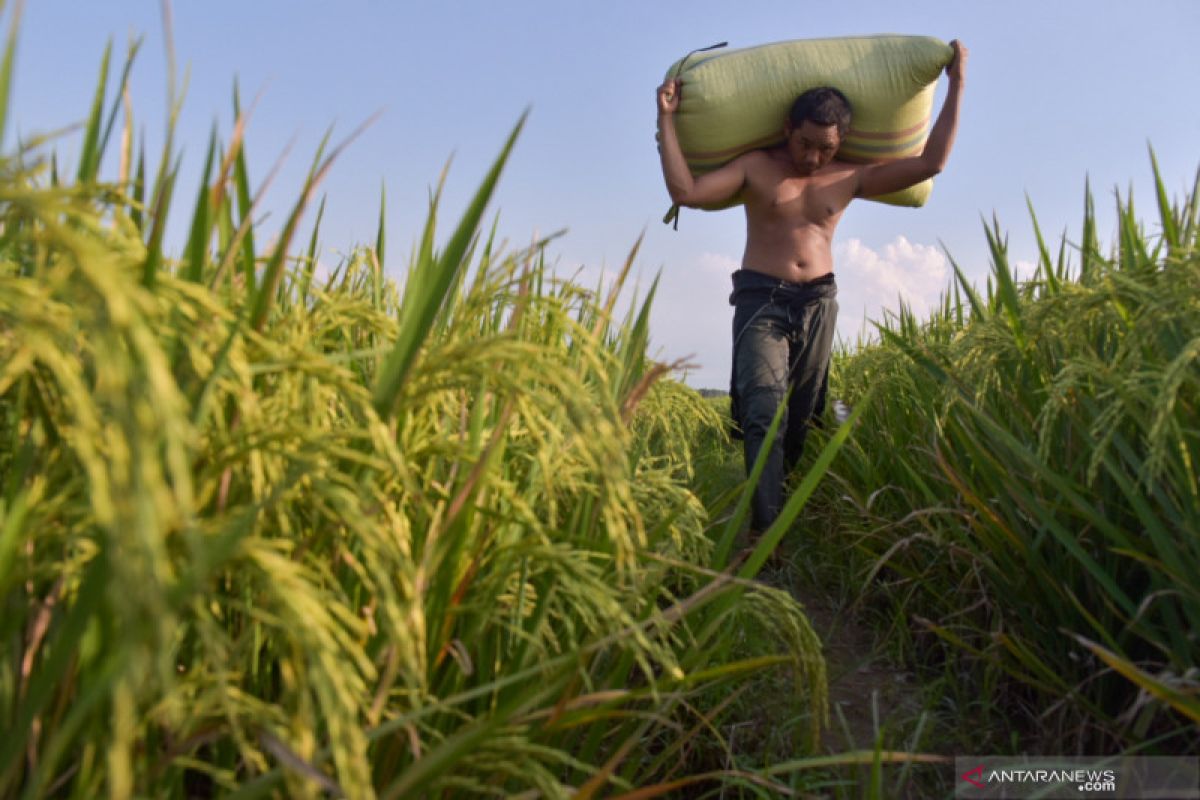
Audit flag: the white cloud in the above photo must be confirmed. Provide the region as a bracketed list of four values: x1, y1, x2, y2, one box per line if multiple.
[833, 236, 949, 343]
[1011, 258, 1038, 282]
[646, 250, 740, 389]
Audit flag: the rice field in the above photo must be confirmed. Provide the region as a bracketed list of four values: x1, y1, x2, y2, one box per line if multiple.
[0, 19, 846, 800]
[806, 159, 1200, 757]
[2, 8, 1198, 800]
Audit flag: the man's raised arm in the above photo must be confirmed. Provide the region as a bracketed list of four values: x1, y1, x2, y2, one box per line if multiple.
[855, 40, 968, 199]
[657, 78, 747, 207]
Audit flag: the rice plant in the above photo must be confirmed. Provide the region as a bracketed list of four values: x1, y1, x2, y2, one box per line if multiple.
[810, 155, 1200, 753]
[0, 17, 837, 800]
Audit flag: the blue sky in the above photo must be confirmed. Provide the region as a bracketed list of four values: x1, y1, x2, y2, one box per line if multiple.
[11, 1, 1200, 388]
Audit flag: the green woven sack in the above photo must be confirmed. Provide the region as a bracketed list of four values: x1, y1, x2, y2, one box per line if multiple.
[663, 34, 953, 210]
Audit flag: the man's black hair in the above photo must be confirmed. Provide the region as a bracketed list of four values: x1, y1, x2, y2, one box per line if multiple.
[788, 87, 852, 136]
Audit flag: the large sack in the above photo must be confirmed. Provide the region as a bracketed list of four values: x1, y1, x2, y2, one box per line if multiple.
[662, 35, 953, 209]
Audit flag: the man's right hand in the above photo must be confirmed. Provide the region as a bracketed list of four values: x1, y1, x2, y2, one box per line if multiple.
[657, 78, 681, 116]
[656, 73, 748, 208]
[946, 40, 968, 85]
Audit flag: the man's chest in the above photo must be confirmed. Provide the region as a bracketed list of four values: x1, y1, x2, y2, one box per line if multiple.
[747, 172, 855, 227]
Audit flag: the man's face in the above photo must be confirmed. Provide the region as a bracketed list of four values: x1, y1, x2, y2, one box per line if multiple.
[785, 120, 842, 175]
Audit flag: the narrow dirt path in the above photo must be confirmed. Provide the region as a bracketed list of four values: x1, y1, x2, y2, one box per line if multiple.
[698, 438, 930, 781]
[745, 546, 923, 757]
[786, 583, 922, 754]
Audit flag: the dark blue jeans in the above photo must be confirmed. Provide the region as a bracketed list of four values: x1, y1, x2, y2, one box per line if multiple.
[728, 269, 838, 531]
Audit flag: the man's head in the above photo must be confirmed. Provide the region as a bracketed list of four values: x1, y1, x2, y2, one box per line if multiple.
[784, 87, 852, 175]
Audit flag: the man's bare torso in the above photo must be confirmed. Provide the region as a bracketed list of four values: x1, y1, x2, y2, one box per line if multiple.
[738, 148, 860, 284]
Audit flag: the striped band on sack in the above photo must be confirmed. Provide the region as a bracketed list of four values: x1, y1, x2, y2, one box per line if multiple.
[684, 117, 932, 170]
[839, 119, 933, 162]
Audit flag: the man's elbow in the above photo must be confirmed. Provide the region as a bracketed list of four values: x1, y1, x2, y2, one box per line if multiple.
[906, 161, 943, 185]
[922, 149, 952, 178]
[668, 187, 701, 207]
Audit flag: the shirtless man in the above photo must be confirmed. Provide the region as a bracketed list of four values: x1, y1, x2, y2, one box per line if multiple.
[657, 40, 967, 532]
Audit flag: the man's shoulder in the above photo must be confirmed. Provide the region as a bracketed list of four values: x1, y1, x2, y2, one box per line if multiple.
[745, 147, 776, 160]
[829, 157, 866, 173]
[736, 148, 784, 179]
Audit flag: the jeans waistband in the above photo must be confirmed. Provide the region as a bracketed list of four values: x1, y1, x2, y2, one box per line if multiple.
[729, 269, 837, 306]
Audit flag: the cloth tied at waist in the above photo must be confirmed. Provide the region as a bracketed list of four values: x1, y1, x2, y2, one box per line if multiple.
[728, 269, 837, 309]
